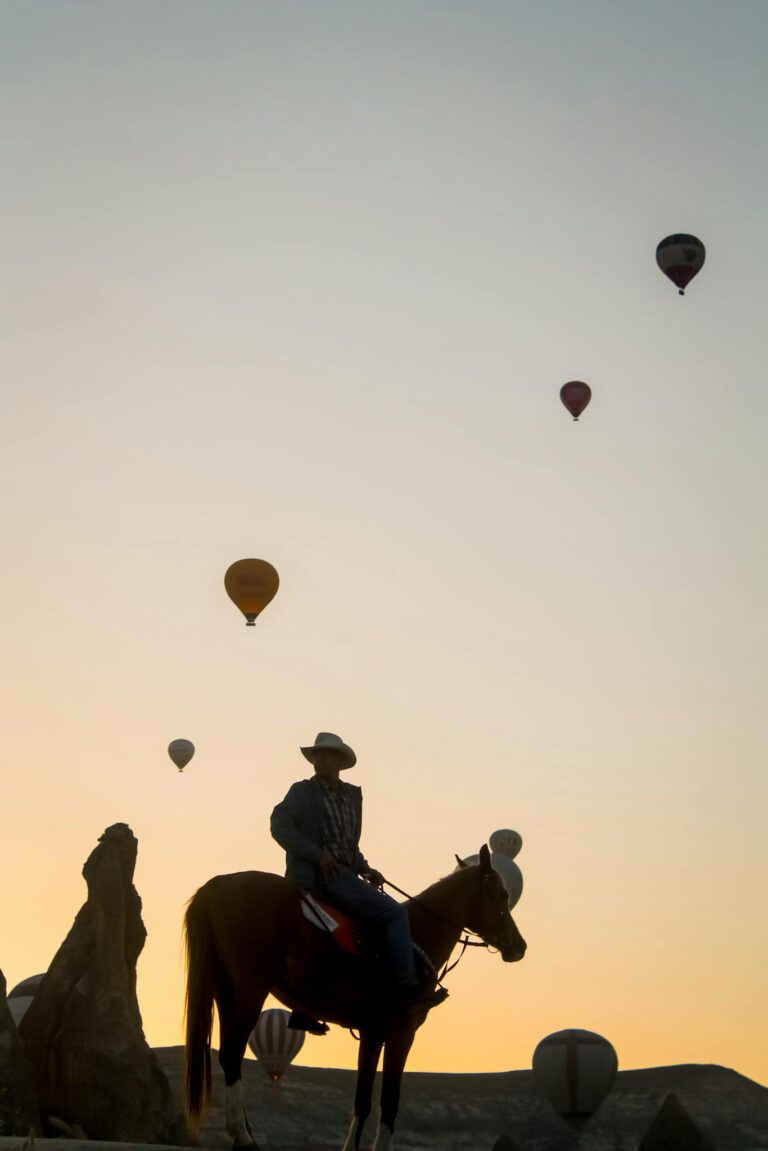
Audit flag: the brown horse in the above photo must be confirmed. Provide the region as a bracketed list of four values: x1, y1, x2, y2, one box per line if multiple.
[184, 844, 526, 1150]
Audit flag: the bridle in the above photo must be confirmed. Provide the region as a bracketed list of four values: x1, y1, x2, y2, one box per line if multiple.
[381, 875, 506, 985]
[346, 871, 508, 1041]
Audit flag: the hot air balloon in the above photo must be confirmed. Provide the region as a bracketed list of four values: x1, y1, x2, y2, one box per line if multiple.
[224, 559, 280, 626]
[488, 829, 522, 860]
[248, 1008, 305, 1082]
[532, 1029, 618, 1131]
[7, 974, 45, 1027]
[168, 739, 195, 772]
[560, 381, 591, 421]
[457, 844, 524, 910]
[656, 234, 705, 295]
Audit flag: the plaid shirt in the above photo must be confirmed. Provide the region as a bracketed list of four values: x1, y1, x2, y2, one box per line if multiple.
[318, 778, 358, 869]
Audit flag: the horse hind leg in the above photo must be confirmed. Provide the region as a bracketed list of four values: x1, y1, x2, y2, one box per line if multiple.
[223, 1079, 258, 1149]
[219, 995, 266, 1148]
[341, 1030, 383, 1151]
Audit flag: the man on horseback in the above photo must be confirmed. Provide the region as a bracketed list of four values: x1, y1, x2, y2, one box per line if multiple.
[270, 732, 447, 1019]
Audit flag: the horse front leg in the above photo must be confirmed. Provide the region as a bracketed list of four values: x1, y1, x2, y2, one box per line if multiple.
[341, 1028, 384, 1151]
[372, 1021, 417, 1151]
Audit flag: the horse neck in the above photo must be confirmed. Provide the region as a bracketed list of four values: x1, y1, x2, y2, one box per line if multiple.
[406, 869, 475, 971]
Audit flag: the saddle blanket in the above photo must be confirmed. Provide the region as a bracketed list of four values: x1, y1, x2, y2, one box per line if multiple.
[300, 893, 361, 955]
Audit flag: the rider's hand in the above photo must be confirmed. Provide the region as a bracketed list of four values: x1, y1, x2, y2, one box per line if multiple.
[362, 868, 385, 889]
[318, 852, 342, 880]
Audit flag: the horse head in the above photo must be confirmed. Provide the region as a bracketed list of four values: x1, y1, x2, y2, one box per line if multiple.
[456, 844, 527, 962]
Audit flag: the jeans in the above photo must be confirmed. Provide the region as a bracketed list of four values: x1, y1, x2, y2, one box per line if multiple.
[319, 868, 417, 985]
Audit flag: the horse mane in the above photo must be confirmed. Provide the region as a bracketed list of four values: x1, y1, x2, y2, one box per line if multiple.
[405, 862, 477, 906]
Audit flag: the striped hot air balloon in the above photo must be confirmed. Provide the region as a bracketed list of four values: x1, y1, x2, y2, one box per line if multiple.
[532, 1028, 618, 1129]
[7, 973, 45, 1026]
[247, 1008, 305, 1082]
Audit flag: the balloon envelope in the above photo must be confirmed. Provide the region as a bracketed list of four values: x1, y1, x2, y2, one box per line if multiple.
[248, 1008, 305, 1082]
[457, 852, 523, 909]
[168, 739, 195, 772]
[224, 559, 280, 626]
[532, 1029, 618, 1123]
[656, 233, 705, 295]
[488, 829, 523, 859]
[7, 973, 45, 1027]
[560, 381, 591, 421]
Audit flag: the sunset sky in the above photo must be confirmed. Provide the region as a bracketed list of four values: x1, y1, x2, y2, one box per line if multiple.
[1, 1, 766, 1086]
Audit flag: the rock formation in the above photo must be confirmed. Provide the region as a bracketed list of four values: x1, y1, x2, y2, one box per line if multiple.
[638, 1091, 717, 1150]
[0, 969, 43, 1136]
[18, 823, 189, 1143]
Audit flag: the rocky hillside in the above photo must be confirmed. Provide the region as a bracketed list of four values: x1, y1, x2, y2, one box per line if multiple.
[156, 1047, 768, 1150]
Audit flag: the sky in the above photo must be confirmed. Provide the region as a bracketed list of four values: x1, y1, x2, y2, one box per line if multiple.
[1, 0, 766, 1087]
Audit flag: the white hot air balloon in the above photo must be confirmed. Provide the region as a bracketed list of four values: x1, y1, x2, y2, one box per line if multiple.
[248, 1008, 305, 1082]
[488, 829, 523, 859]
[458, 830, 524, 909]
[532, 1029, 618, 1130]
[7, 973, 45, 1027]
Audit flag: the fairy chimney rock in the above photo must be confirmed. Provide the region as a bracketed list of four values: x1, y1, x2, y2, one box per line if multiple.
[18, 823, 188, 1143]
[638, 1091, 717, 1151]
[0, 969, 43, 1136]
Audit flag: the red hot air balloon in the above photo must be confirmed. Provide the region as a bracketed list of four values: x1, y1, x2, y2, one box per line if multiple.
[532, 1029, 618, 1131]
[248, 1008, 305, 1082]
[656, 234, 705, 295]
[560, 381, 592, 421]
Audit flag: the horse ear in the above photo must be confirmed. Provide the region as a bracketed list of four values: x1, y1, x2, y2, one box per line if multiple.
[455, 854, 468, 869]
[479, 844, 492, 871]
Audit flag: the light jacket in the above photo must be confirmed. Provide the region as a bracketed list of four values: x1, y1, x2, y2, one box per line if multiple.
[270, 776, 370, 891]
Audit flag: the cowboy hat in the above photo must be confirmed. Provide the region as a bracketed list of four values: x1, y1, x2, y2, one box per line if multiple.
[300, 732, 357, 769]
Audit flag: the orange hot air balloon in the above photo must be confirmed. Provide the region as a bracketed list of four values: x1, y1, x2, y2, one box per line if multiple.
[224, 558, 280, 626]
[560, 381, 592, 421]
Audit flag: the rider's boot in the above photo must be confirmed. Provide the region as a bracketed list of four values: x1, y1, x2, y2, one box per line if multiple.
[287, 1010, 329, 1035]
[392, 979, 449, 1014]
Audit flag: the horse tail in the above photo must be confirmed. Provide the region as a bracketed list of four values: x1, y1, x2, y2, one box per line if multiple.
[183, 886, 216, 1126]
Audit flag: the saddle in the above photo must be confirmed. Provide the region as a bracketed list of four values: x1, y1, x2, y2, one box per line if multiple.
[300, 892, 437, 978]
[290, 893, 444, 1033]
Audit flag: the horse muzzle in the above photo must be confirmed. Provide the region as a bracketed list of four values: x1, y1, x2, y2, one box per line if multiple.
[499, 936, 527, 963]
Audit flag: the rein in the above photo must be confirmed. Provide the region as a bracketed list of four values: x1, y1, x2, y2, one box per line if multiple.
[381, 876, 493, 985]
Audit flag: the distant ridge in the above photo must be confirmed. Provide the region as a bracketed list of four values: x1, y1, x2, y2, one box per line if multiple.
[156, 1047, 768, 1150]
